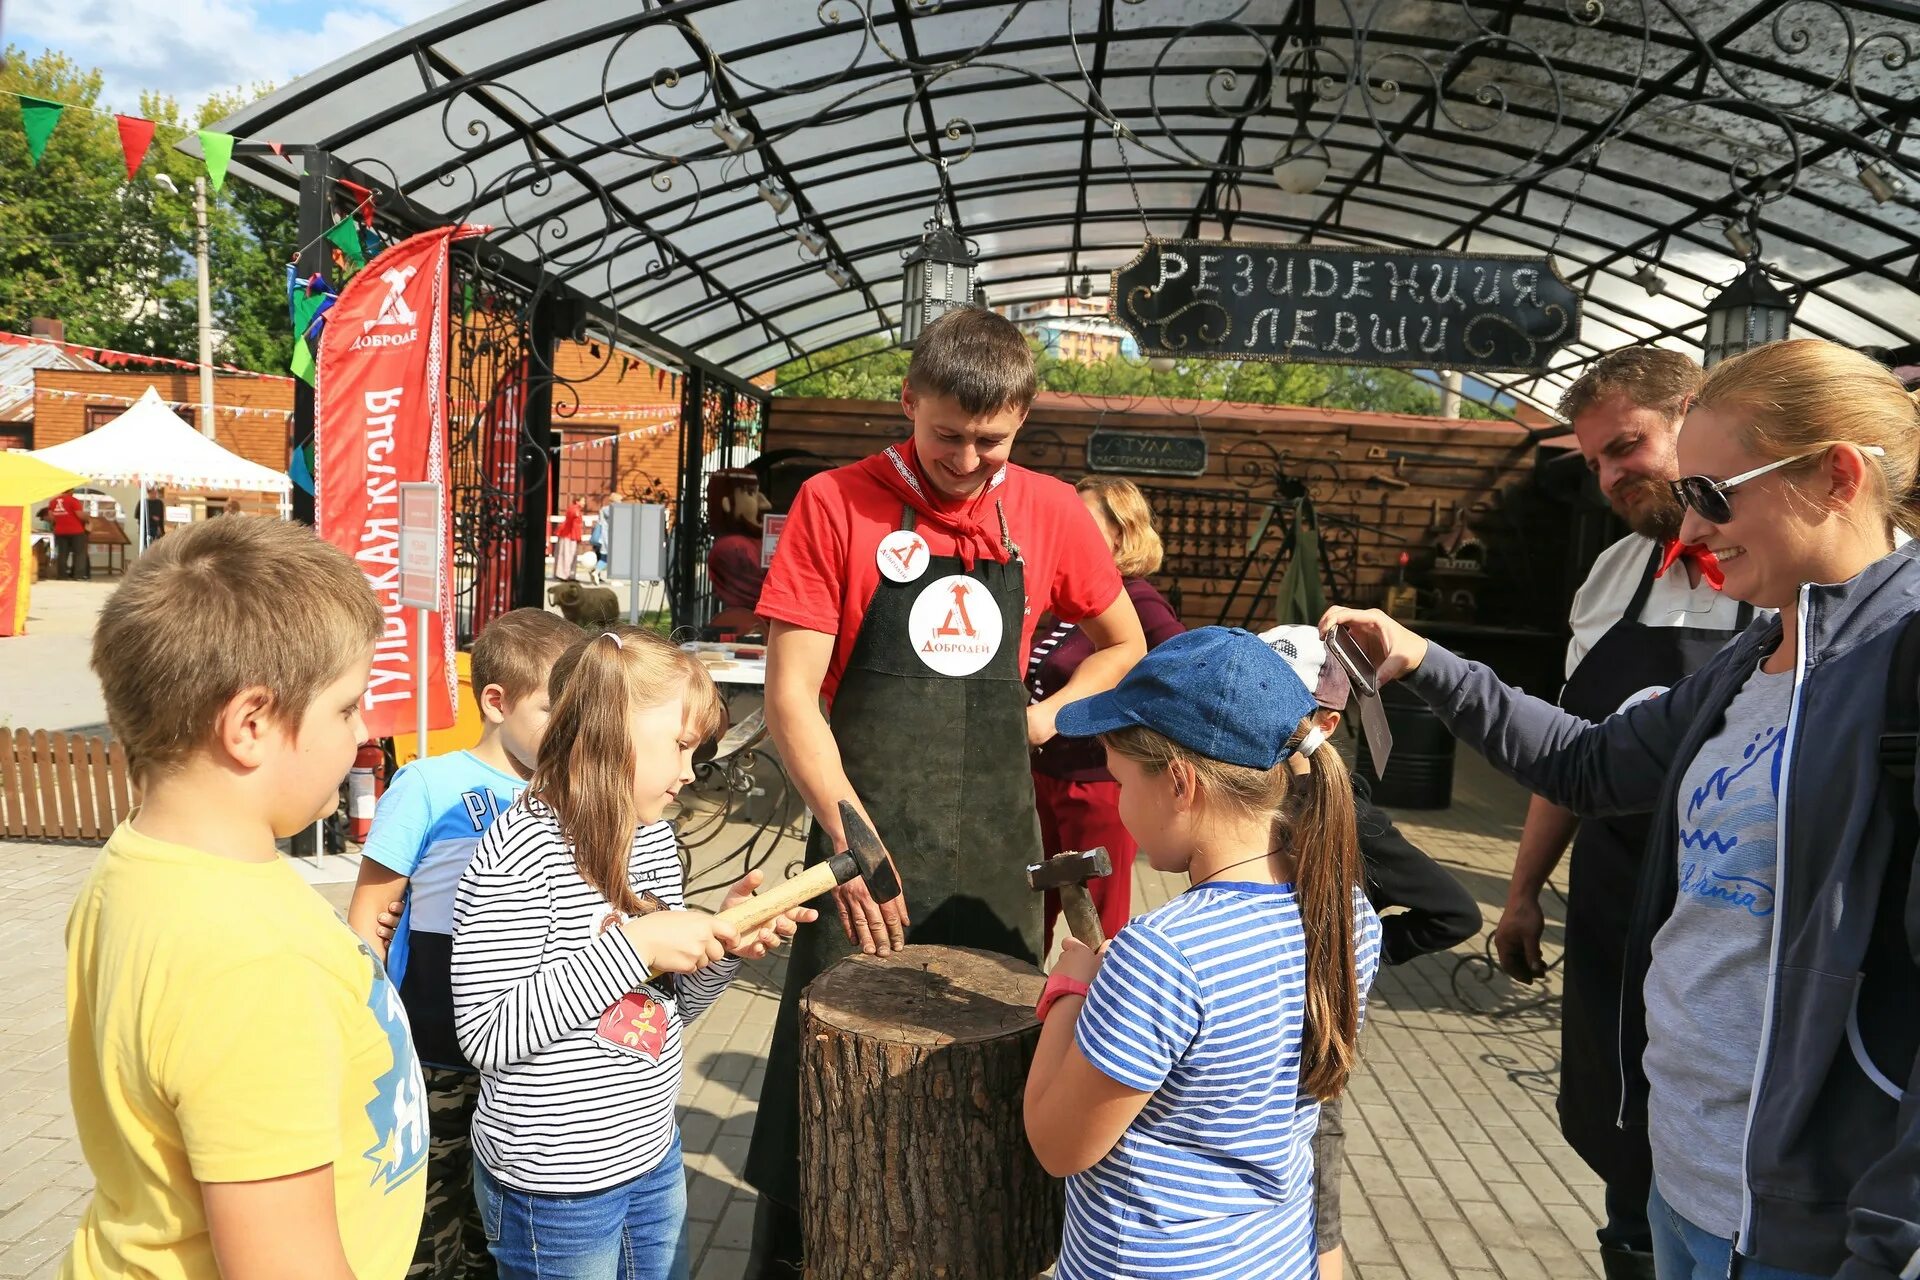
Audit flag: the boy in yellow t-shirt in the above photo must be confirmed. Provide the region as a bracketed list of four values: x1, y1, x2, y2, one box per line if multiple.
[61, 516, 428, 1280]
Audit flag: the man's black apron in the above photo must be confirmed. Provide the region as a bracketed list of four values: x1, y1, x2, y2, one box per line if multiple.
[743, 505, 1047, 1210]
[1554, 543, 1751, 1189]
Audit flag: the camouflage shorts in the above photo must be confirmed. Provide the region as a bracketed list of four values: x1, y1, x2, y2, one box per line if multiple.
[409, 1067, 497, 1280]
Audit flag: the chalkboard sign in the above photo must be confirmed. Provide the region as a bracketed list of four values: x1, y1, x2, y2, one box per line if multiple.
[1110, 239, 1581, 373]
[1086, 429, 1209, 478]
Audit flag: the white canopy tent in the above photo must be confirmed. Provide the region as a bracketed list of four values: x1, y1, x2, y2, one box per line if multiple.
[31, 386, 291, 555]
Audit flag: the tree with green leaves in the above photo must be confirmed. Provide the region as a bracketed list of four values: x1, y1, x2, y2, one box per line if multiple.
[0, 48, 295, 371]
[775, 331, 1499, 419]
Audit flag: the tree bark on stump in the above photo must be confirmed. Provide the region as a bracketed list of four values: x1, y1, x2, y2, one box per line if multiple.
[799, 944, 1062, 1280]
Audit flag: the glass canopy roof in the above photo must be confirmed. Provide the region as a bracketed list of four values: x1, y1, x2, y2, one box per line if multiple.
[209, 0, 1919, 407]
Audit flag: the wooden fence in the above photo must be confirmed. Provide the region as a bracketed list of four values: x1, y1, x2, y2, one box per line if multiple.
[0, 731, 133, 842]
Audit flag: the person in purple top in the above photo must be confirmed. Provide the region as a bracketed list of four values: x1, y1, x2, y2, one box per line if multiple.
[1027, 476, 1185, 949]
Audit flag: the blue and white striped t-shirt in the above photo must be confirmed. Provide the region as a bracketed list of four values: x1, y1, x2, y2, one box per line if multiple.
[1063, 880, 1383, 1280]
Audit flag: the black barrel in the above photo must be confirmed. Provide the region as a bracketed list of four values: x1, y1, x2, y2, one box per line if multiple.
[1358, 682, 1457, 809]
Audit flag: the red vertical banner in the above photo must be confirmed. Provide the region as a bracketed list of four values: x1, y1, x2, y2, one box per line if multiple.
[315, 225, 481, 739]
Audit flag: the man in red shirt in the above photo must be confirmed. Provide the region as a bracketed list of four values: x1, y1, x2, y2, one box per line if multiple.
[744, 308, 1145, 1274]
[46, 490, 90, 580]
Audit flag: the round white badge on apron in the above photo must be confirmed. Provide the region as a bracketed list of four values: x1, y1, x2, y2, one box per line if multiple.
[875, 529, 931, 583]
[908, 574, 1004, 677]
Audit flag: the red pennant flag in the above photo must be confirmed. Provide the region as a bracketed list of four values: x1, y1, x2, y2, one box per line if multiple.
[115, 115, 156, 181]
[337, 178, 376, 226]
[269, 141, 289, 163]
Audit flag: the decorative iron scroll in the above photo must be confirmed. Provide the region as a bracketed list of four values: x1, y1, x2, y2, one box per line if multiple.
[1113, 240, 1582, 374]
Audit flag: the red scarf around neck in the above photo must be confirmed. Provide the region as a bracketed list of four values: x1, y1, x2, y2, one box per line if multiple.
[1655, 539, 1725, 591]
[856, 439, 1010, 568]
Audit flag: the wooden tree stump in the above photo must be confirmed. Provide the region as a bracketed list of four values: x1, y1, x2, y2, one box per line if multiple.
[799, 944, 1062, 1280]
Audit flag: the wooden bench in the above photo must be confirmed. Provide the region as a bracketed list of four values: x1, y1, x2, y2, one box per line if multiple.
[0, 731, 133, 842]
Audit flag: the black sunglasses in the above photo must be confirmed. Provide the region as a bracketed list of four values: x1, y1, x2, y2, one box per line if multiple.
[1668, 445, 1886, 524]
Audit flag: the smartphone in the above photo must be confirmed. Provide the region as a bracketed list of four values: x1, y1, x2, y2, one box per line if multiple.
[1325, 625, 1381, 699]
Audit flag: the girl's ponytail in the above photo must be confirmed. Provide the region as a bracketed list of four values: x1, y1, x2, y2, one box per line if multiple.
[1285, 729, 1364, 1102]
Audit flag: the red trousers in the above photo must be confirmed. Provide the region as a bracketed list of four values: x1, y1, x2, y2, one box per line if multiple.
[1031, 771, 1137, 953]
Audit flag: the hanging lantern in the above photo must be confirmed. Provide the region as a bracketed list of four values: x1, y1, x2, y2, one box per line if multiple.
[899, 204, 978, 348]
[1701, 261, 1795, 368]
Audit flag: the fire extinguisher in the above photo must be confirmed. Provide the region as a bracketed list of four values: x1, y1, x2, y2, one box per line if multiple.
[348, 742, 386, 844]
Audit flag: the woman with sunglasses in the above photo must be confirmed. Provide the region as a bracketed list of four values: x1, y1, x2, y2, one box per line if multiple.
[1324, 338, 1920, 1280]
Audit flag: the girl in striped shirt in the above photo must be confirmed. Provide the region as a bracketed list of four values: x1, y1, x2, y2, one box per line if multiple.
[1025, 626, 1382, 1280]
[452, 627, 814, 1280]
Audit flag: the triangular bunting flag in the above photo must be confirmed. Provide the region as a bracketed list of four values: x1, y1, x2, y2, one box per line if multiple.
[325, 218, 367, 272]
[19, 96, 64, 165]
[268, 141, 290, 163]
[114, 115, 156, 181]
[290, 335, 316, 385]
[197, 130, 235, 192]
[337, 179, 376, 226]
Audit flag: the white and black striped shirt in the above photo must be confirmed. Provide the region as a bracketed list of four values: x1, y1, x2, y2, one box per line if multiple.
[451, 797, 737, 1193]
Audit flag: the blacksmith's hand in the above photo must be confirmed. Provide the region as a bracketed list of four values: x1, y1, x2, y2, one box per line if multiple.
[1493, 893, 1549, 985]
[833, 854, 909, 957]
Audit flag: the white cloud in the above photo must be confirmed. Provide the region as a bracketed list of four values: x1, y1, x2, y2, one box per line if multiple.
[11, 0, 455, 118]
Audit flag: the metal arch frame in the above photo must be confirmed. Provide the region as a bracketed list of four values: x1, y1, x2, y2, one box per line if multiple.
[619, 140, 1905, 359]
[211, 0, 1920, 404]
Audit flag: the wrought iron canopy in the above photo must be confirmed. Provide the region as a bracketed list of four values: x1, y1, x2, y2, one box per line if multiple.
[206, 0, 1919, 409]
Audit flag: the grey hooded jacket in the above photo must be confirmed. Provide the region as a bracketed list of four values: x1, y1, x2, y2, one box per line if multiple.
[1403, 543, 1920, 1279]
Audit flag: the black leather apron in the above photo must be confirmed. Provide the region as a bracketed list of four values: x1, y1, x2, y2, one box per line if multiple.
[1555, 543, 1751, 1188]
[743, 503, 1047, 1210]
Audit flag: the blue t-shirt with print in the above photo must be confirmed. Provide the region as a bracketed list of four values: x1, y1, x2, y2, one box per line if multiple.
[362, 750, 522, 1070]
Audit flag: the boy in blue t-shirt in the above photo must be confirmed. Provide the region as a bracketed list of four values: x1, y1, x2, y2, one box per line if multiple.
[348, 607, 579, 1280]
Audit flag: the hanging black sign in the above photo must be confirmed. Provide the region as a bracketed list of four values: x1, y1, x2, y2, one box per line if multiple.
[1085, 429, 1209, 478]
[1110, 239, 1580, 373]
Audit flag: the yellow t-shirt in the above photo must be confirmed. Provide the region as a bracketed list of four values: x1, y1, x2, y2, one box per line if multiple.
[60, 823, 429, 1280]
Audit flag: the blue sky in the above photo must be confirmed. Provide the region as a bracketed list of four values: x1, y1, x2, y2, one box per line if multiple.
[7, 0, 448, 117]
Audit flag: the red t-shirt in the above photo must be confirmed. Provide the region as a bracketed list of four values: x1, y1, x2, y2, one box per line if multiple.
[757, 459, 1122, 705]
[557, 503, 585, 542]
[47, 495, 86, 537]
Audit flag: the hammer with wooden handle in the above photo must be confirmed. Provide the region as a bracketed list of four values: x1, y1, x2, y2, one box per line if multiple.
[1026, 848, 1112, 949]
[642, 801, 901, 983]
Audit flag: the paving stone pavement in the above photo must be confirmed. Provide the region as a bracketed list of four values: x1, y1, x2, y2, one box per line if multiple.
[0, 750, 1595, 1280]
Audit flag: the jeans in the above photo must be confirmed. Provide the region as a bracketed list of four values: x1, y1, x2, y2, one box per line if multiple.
[474, 1136, 690, 1280]
[1647, 1184, 1824, 1280]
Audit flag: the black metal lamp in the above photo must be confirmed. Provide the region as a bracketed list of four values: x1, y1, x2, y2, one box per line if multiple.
[899, 202, 977, 348]
[1702, 260, 1795, 368]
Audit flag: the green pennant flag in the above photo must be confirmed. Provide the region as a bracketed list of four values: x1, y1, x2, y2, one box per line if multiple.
[197, 130, 235, 192]
[290, 335, 316, 385]
[325, 217, 366, 272]
[19, 96, 65, 165]
[289, 286, 329, 384]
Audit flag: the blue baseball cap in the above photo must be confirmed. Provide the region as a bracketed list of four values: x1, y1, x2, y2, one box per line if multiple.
[1053, 626, 1318, 770]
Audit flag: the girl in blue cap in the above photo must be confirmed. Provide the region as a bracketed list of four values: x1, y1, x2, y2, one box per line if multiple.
[1023, 625, 1382, 1280]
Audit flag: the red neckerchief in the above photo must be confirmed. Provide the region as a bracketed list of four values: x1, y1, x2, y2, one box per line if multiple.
[857, 439, 1010, 568]
[1655, 540, 1725, 591]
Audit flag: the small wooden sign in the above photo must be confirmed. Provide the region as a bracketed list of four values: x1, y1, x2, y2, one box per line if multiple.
[1109, 239, 1581, 373]
[1086, 429, 1209, 478]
